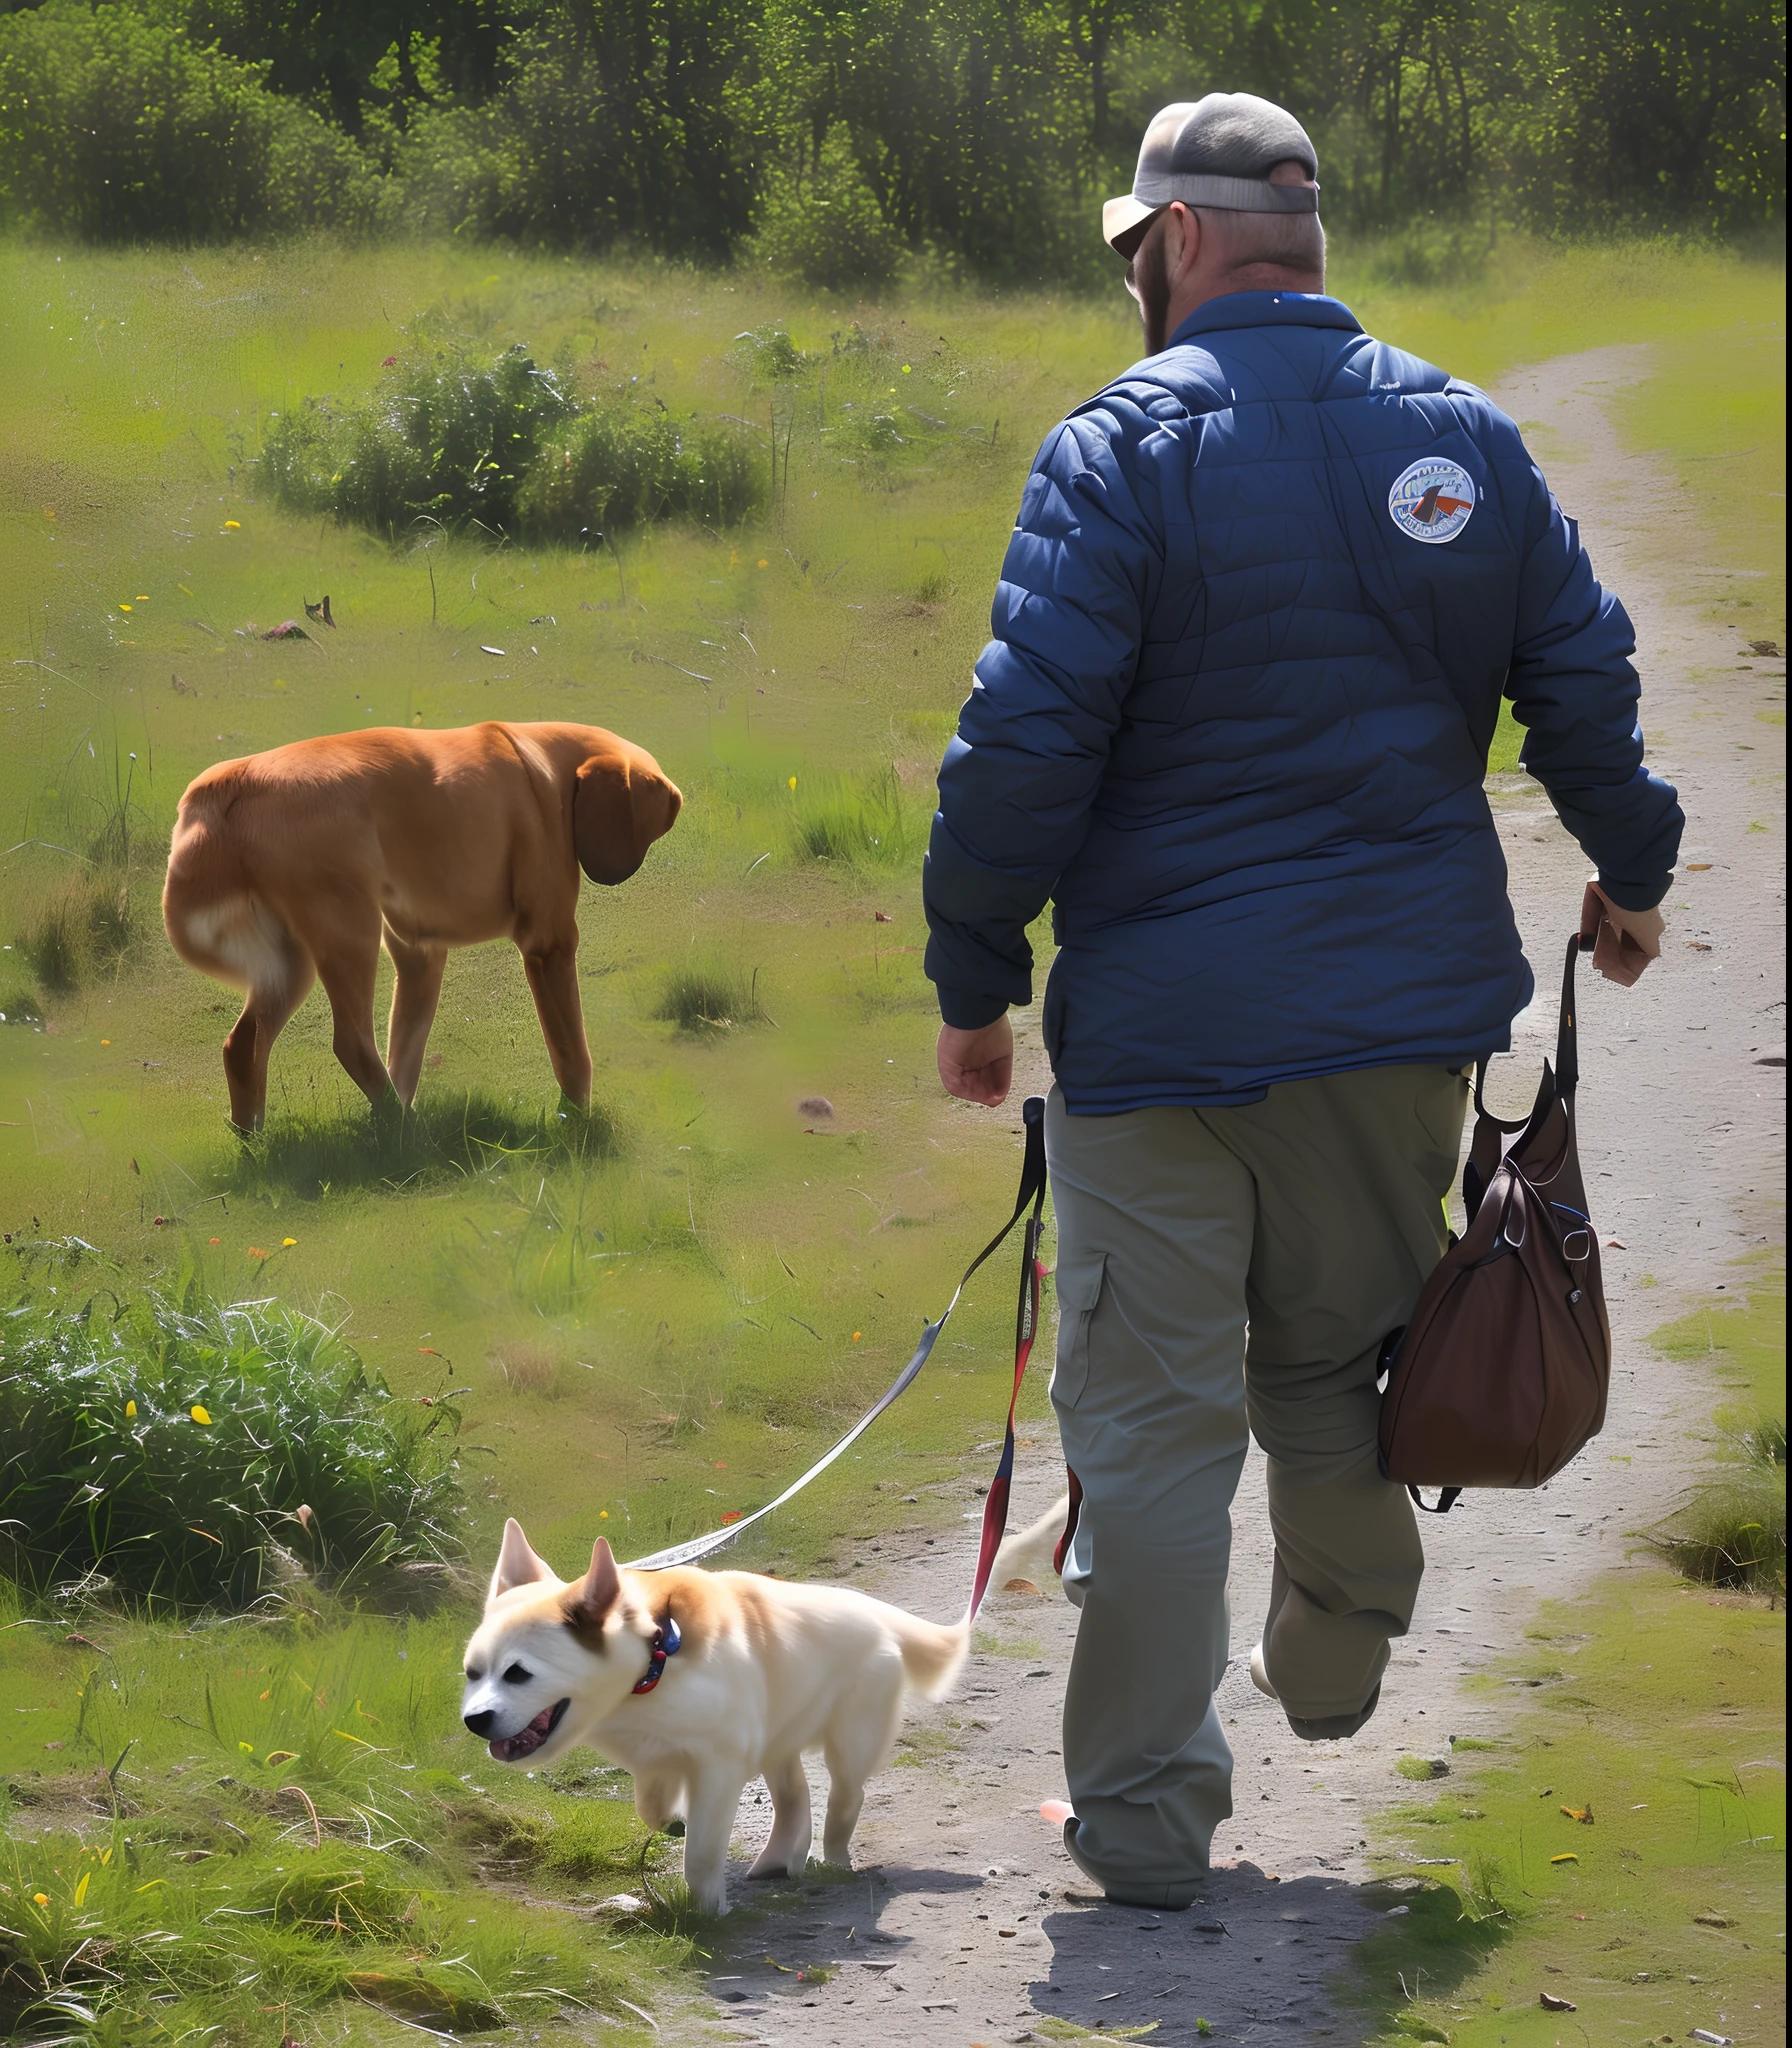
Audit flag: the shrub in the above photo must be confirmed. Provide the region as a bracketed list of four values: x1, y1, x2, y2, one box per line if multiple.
[261, 342, 763, 539]
[260, 342, 578, 536]
[400, 0, 753, 257]
[752, 128, 906, 291]
[516, 402, 762, 535]
[0, 0, 375, 241]
[0, 1284, 466, 1611]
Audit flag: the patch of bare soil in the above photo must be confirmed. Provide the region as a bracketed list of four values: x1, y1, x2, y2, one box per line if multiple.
[654, 347, 1786, 2046]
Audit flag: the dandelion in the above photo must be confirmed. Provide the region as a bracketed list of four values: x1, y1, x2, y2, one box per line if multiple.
[223, 519, 241, 530]
[281, 1237, 297, 1247]
[788, 775, 798, 791]
[32, 1892, 47, 1906]
[125, 1400, 137, 1418]
[100, 1038, 110, 1046]
[902, 365, 911, 373]
[599, 1510, 609, 1520]
[190, 1404, 213, 1426]
[757, 558, 769, 568]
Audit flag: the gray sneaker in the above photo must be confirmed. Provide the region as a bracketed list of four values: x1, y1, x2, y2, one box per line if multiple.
[1249, 1641, 1382, 1741]
[1061, 1818, 1205, 1911]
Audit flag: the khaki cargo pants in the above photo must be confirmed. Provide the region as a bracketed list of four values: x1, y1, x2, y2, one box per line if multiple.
[1046, 1065, 1469, 1900]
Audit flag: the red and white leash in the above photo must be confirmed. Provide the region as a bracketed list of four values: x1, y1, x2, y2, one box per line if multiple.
[627, 1095, 1053, 1625]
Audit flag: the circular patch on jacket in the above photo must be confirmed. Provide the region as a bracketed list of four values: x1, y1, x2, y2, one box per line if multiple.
[1388, 457, 1476, 543]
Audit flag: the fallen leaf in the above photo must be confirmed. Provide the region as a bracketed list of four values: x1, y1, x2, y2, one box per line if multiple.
[1692, 1911, 1735, 1928]
[259, 620, 309, 641]
[1685, 861, 1713, 870]
[1685, 940, 1713, 951]
[1539, 1991, 1577, 2011]
[874, 910, 893, 922]
[1560, 1804, 1595, 1824]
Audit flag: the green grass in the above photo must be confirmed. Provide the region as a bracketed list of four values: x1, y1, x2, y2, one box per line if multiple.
[0, 1271, 466, 1611]
[0, 1591, 688, 2042]
[0, 230, 1783, 2037]
[1355, 1266, 1787, 2046]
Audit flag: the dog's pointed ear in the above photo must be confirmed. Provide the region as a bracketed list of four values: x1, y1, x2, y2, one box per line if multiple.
[573, 742, 682, 886]
[562, 1537, 622, 1637]
[489, 1518, 555, 1605]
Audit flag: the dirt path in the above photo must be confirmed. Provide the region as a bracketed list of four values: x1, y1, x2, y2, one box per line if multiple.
[661, 348, 1787, 2046]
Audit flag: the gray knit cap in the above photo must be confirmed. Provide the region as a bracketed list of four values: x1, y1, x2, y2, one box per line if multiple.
[1103, 94, 1320, 253]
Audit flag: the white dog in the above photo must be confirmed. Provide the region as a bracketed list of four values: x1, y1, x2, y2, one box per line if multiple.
[460, 1520, 971, 1913]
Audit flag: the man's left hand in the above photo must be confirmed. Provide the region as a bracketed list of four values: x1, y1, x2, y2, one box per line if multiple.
[937, 1017, 1014, 1105]
[1580, 880, 1664, 987]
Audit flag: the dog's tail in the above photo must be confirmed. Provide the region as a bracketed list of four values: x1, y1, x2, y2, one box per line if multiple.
[989, 1494, 1072, 1595]
[163, 784, 304, 997]
[891, 1615, 970, 1701]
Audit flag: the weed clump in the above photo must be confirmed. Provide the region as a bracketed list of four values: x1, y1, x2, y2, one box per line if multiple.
[262, 341, 762, 540]
[16, 868, 134, 992]
[789, 765, 917, 867]
[1649, 1423, 1786, 1594]
[0, 1285, 466, 1612]
[654, 965, 768, 1032]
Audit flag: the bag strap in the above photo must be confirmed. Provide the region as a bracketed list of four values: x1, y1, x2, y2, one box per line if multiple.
[1408, 1485, 1463, 1514]
[1556, 930, 1590, 1098]
[1465, 932, 1591, 1220]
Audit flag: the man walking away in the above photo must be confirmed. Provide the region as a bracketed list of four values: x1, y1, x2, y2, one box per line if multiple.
[922, 93, 1683, 1910]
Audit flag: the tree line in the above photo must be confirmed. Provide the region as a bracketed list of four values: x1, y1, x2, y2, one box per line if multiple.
[0, 0, 1782, 275]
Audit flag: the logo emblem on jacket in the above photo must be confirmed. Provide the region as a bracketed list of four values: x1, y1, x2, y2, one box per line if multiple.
[1388, 458, 1476, 543]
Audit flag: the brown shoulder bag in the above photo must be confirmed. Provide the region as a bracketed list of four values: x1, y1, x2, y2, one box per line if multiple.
[1378, 934, 1612, 1513]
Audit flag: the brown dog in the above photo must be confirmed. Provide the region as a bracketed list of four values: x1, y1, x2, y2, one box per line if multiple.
[163, 722, 681, 1130]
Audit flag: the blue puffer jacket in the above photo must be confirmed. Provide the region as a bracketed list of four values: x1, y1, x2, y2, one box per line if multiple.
[922, 292, 1684, 1113]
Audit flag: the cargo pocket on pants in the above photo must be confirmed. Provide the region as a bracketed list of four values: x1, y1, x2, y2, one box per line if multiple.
[1050, 1255, 1107, 1412]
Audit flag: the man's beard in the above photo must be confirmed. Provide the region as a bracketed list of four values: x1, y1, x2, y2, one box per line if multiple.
[1132, 231, 1173, 355]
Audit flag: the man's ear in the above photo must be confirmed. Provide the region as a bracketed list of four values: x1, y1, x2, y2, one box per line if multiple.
[573, 745, 682, 886]
[562, 1537, 622, 1637]
[488, 1518, 556, 1606]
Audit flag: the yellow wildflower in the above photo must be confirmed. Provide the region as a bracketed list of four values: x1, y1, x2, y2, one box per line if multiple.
[788, 776, 798, 791]
[223, 519, 241, 530]
[190, 1404, 213, 1426]
[32, 1892, 47, 1906]
[281, 1237, 297, 1247]
[118, 604, 132, 613]
[125, 1400, 137, 1418]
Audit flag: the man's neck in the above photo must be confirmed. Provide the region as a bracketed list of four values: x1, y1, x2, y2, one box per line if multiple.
[1166, 268, 1324, 337]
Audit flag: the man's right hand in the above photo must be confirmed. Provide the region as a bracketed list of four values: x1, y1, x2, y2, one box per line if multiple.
[937, 1016, 1014, 1105]
[1580, 879, 1664, 987]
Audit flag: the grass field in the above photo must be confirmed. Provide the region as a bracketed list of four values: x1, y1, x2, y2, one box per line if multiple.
[0, 229, 1783, 2040]
[1357, 1269, 1786, 2046]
